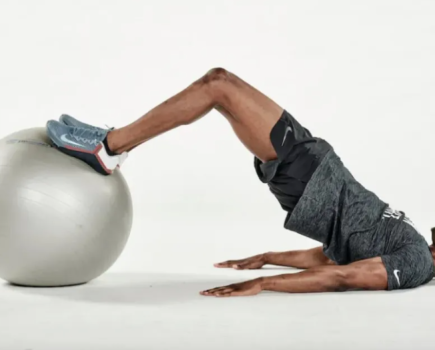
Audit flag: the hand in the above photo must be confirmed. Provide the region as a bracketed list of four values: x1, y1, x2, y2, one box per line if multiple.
[200, 278, 263, 297]
[214, 253, 267, 270]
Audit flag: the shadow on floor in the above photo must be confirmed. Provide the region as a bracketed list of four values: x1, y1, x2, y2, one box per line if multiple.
[3, 273, 242, 306]
[4, 272, 432, 305]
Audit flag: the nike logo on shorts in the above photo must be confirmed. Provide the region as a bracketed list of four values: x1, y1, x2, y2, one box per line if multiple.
[393, 269, 401, 286]
[282, 125, 293, 146]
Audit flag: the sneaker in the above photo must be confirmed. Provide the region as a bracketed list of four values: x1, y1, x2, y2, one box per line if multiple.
[59, 114, 112, 132]
[46, 120, 127, 175]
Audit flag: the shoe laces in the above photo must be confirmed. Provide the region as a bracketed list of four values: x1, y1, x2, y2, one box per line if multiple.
[70, 126, 106, 144]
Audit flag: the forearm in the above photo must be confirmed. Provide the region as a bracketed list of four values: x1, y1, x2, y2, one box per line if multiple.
[203, 257, 387, 297]
[264, 247, 333, 269]
[260, 266, 347, 293]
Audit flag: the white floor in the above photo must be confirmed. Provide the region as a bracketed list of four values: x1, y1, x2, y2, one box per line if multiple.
[1, 271, 434, 350]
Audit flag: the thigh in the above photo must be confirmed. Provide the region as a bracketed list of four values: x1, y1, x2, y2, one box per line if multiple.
[209, 69, 284, 162]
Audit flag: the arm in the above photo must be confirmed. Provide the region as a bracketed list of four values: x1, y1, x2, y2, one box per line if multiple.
[261, 257, 387, 293]
[202, 257, 388, 297]
[264, 247, 334, 269]
[215, 246, 334, 270]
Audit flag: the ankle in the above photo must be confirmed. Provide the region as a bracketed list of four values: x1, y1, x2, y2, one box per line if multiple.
[104, 131, 119, 156]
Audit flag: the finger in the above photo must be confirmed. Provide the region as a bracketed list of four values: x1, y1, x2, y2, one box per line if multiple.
[201, 287, 220, 294]
[213, 286, 234, 294]
[207, 286, 235, 297]
[201, 285, 231, 295]
[233, 262, 254, 270]
[215, 259, 246, 268]
[211, 285, 237, 295]
[216, 290, 249, 297]
[232, 263, 251, 269]
[214, 287, 234, 295]
[216, 290, 240, 297]
[201, 288, 229, 296]
[215, 291, 235, 297]
[214, 260, 235, 268]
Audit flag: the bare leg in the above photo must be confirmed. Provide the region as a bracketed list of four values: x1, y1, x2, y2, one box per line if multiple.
[108, 68, 284, 162]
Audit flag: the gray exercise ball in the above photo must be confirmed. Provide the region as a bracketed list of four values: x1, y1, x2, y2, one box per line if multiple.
[0, 127, 133, 287]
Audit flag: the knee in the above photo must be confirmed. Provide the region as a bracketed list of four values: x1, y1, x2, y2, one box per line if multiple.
[202, 67, 232, 85]
[198, 67, 235, 105]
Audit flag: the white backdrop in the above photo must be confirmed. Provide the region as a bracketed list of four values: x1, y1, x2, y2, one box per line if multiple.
[0, 0, 434, 273]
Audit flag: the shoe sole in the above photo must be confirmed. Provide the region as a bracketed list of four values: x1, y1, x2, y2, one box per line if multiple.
[56, 143, 117, 175]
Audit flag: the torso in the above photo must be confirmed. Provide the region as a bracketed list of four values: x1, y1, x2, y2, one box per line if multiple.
[286, 148, 392, 264]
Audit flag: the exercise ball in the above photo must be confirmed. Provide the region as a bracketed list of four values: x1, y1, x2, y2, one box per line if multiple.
[0, 127, 133, 287]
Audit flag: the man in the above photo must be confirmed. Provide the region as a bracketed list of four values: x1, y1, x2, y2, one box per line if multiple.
[46, 68, 435, 297]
